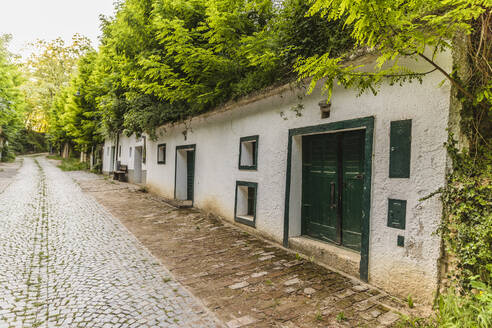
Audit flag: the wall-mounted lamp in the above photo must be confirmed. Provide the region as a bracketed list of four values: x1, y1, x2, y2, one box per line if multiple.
[319, 100, 331, 119]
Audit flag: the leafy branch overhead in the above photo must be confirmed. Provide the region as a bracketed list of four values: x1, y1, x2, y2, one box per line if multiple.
[296, 0, 491, 108]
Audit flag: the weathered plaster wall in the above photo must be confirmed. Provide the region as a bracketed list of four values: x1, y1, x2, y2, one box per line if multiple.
[102, 138, 114, 173]
[104, 52, 452, 302]
[103, 135, 147, 183]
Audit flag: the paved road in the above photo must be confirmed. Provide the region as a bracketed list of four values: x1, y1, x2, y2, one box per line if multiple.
[0, 157, 218, 328]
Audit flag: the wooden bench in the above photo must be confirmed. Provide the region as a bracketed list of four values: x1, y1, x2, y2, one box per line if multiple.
[113, 164, 128, 182]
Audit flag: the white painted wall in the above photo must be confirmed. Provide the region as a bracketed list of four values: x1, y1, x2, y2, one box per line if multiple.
[102, 139, 114, 173]
[103, 52, 452, 302]
[103, 135, 147, 176]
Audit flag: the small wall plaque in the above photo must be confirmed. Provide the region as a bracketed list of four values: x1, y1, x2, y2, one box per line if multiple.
[388, 199, 407, 230]
[397, 235, 405, 247]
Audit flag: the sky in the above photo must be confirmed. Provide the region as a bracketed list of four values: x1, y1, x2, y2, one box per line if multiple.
[0, 0, 116, 58]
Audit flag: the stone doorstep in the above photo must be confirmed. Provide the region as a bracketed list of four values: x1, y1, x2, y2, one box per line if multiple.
[288, 236, 360, 278]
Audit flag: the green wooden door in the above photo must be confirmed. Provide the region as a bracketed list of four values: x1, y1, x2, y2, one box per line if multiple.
[302, 130, 365, 251]
[186, 150, 195, 201]
[302, 134, 339, 244]
[341, 130, 365, 251]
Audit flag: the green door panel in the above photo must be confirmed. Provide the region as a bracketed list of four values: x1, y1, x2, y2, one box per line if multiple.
[302, 134, 339, 244]
[186, 150, 195, 201]
[341, 130, 365, 251]
[302, 130, 365, 252]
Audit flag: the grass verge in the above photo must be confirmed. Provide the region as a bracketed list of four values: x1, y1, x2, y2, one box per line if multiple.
[57, 158, 89, 171]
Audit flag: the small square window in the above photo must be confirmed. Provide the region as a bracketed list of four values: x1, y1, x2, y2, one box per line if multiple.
[234, 181, 258, 227]
[239, 135, 259, 170]
[157, 144, 166, 164]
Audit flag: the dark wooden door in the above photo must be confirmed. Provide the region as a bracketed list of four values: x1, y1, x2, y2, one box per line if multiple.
[341, 130, 365, 251]
[302, 130, 365, 251]
[186, 150, 195, 201]
[302, 134, 339, 244]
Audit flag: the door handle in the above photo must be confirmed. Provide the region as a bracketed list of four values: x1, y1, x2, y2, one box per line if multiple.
[330, 182, 336, 208]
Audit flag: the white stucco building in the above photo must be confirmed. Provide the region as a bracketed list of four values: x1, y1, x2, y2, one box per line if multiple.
[103, 52, 455, 303]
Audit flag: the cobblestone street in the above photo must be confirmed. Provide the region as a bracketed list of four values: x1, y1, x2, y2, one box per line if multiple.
[70, 161, 422, 327]
[0, 157, 218, 327]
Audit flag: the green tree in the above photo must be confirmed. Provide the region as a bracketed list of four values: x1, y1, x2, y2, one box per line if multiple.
[296, 0, 491, 118]
[82, 0, 353, 139]
[0, 35, 26, 161]
[21, 35, 92, 150]
[60, 51, 104, 152]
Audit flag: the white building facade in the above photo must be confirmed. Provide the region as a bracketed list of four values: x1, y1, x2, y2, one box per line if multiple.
[103, 53, 454, 303]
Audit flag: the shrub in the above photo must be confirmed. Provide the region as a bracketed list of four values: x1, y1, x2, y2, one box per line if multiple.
[57, 158, 89, 171]
[400, 279, 492, 328]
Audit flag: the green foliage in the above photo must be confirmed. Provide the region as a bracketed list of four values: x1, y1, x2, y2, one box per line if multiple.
[0, 34, 26, 161]
[336, 311, 346, 322]
[296, 0, 491, 107]
[51, 50, 104, 151]
[407, 295, 415, 309]
[46, 154, 62, 160]
[400, 282, 492, 328]
[57, 158, 89, 171]
[22, 35, 92, 134]
[276, 0, 353, 70]
[438, 139, 492, 287]
[92, 0, 281, 137]
[48, 0, 353, 140]
[11, 129, 49, 154]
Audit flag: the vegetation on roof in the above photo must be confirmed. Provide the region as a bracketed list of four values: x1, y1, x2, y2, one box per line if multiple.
[44, 0, 353, 146]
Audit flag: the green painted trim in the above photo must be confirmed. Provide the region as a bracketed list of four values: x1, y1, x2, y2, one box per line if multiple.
[238, 135, 259, 170]
[174, 144, 196, 205]
[157, 143, 166, 164]
[283, 116, 374, 282]
[234, 180, 258, 228]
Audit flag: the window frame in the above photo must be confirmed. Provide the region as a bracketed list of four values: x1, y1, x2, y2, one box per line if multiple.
[157, 143, 166, 164]
[238, 135, 259, 170]
[234, 181, 258, 228]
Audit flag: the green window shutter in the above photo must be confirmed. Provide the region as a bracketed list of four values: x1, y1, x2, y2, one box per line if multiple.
[389, 120, 412, 178]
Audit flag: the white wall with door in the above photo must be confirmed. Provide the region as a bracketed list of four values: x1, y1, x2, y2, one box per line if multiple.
[104, 52, 454, 303]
